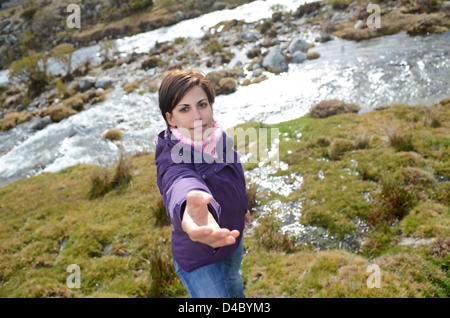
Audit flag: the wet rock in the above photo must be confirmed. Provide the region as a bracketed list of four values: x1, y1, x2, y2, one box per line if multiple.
[212, 1, 228, 10]
[28, 115, 52, 131]
[12, 104, 26, 112]
[287, 37, 308, 53]
[354, 20, 364, 29]
[262, 46, 288, 73]
[95, 77, 113, 89]
[78, 76, 96, 91]
[252, 68, 263, 77]
[241, 32, 259, 43]
[252, 63, 261, 71]
[292, 51, 307, 64]
[176, 10, 185, 20]
[2, 19, 11, 28]
[315, 33, 333, 43]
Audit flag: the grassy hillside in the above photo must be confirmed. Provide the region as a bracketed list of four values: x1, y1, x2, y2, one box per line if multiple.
[0, 98, 448, 297]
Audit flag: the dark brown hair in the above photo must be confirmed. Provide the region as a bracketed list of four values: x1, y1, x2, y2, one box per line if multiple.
[158, 69, 215, 126]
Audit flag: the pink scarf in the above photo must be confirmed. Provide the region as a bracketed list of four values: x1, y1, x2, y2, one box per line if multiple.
[170, 119, 223, 158]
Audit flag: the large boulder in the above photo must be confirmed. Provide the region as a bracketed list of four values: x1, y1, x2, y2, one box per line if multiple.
[262, 46, 288, 73]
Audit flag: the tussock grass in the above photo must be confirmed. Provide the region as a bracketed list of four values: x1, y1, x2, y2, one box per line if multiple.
[382, 123, 415, 152]
[1, 99, 449, 298]
[88, 153, 133, 199]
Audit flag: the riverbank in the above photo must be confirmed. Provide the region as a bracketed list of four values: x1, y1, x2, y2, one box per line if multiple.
[2, 0, 449, 132]
[0, 98, 448, 297]
[0, 0, 258, 70]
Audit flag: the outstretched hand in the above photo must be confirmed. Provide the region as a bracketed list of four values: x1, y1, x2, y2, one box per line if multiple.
[182, 190, 240, 248]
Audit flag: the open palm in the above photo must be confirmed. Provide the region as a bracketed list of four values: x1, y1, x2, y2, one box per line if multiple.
[182, 190, 240, 248]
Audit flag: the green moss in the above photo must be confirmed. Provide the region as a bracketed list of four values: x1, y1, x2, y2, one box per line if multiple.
[401, 202, 450, 238]
[1, 98, 449, 298]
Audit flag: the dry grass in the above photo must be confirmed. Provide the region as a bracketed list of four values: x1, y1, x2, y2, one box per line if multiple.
[1, 98, 449, 298]
[308, 99, 360, 119]
[0, 111, 34, 131]
[88, 153, 133, 199]
[380, 123, 414, 152]
[104, 129, 123, 142]
[423, 103, 442, 128]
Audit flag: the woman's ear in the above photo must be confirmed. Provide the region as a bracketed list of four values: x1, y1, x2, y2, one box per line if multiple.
[165, 112, 175, 127]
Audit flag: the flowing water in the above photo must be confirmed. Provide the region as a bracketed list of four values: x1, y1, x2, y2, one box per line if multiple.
[0, 0, 449, 250]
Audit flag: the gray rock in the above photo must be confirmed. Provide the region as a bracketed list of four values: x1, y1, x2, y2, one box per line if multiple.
[292, 51, 307, 64]
[262, 46, 288, 72]
[354, 20, 364, 30]
[78, 76, 96, 91]
[7, 34, 16, 46]
[252, 68, 263, 77]
[29, 115, 52, 131]
[176, 10, 185, 20]
[399, 237, 434, 247]
[288, 37, 308, 53]
[95, 77, 113, 89]
[252, 63, 261, 71]
[241, 32, 259, 43]
[212, 1, 228, 10]
[2, 19, 11, 28]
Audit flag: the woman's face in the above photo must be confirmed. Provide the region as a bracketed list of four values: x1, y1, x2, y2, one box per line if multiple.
[166, 85, 214, 141]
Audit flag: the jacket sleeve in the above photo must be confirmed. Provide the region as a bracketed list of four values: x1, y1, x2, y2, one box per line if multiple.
[158, 162, 222, 231]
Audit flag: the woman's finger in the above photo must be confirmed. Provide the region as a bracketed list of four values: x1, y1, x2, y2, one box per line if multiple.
[208, 235, 237, 248]
[185, 225, 214, 241]
[203, 229, 240, 247]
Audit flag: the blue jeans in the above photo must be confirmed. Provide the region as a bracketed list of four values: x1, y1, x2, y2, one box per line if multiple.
[174, 238, 245, 298]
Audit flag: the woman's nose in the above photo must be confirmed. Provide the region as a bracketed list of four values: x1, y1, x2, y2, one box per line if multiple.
[192, 106, 202, 120]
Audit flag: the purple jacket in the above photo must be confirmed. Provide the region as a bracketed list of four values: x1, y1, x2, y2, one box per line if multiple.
[155, 129, 249, 272]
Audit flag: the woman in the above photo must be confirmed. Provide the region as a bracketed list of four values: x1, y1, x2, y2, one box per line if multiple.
[155, 69, 251, 298]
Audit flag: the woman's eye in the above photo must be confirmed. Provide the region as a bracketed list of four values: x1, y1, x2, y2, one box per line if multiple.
[199, 103, 207, 108]
[180, 107, 188, 112]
